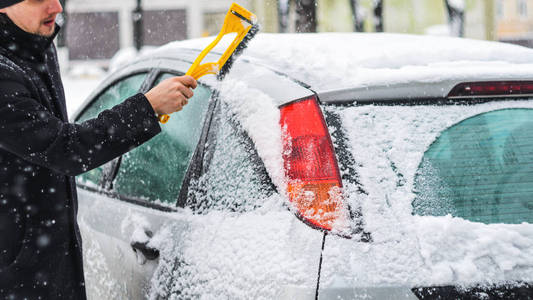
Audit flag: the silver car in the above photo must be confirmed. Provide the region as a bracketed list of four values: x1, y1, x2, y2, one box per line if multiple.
[74, 33, 533, 299]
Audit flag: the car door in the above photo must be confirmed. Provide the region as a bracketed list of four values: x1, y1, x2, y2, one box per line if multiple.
[158, 94, 324, 300]
[75, 70, 214, 299]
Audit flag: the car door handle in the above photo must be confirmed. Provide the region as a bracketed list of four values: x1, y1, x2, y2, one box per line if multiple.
[131, 241, 159, 261]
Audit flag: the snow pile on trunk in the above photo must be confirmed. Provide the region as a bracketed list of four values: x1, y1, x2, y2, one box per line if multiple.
[319, 100, 533, 288]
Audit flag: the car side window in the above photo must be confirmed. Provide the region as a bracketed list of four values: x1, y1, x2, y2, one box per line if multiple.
[185, 99, 276, 214]
[112, 73, 212, 205]
[75, 73, 147, 188]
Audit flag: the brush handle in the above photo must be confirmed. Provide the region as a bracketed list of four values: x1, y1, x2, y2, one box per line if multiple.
[156, 65, 214, 124]
[157, 43, 222, 124]
[157, 3, 256, 124]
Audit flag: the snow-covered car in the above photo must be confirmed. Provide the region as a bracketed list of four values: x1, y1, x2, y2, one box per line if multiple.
[73, 33, 533, 299]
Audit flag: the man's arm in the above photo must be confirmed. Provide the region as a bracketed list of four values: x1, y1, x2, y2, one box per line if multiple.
[0, 59, 198, 176]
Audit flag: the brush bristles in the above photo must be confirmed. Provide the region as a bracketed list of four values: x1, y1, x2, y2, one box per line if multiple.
[217, 24, 260, 80]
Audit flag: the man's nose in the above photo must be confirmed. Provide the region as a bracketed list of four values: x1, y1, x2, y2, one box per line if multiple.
[48, 0, 63, 15]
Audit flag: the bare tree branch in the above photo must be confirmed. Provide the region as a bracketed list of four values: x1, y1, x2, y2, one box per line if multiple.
[349, 0, 365, 32]
[133, 0, 143, 51]
[57, 0, 67, 47]
[373, 0, 384, 32]
[278, 0, 290, 33]
[295, 0, 317, 33]
[445, 0, 465, 37]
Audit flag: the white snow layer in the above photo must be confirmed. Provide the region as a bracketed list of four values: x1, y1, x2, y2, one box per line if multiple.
[146, 197, 323, 300]
[194, 34, 533, 288]
[215, 78, 287, 193]
[319, 101, 533, 288]
[158, 33, 533, 92]
[448, 0, 465, 11]
[71, 33, 533, 297]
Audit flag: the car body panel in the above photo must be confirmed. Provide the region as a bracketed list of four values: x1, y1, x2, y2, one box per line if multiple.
[73, 33, 533, 299]
[71, 50, 313, 122]
[78, 188, 174, 299]
[74, 33, 533, 116]
[75, 51, 323, 298]
[318, 287, 418, 300]
[317, 77, 533, 103]
[318, 100, 533, 298]
[147, 33, 533, 100]
[78, 188, 326, 299]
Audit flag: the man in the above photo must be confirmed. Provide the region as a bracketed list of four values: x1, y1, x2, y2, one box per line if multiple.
[0, 0, 196, 298]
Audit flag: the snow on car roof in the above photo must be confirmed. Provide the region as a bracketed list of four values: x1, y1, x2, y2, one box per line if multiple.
[154, 32, 533, 91]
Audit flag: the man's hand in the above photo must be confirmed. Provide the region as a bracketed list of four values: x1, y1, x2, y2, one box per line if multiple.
[144, 75, 197, 115]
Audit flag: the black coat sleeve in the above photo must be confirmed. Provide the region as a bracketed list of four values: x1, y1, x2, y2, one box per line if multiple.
[0, 69, 161, 177]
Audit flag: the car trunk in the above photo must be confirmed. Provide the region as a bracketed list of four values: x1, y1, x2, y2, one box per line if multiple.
[315, 98, 533, 299]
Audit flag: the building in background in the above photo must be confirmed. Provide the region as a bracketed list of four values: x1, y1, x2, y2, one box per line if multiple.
[64, 0, 277, 65]
[62, 0, 533, 68]
[496, 0, 533, 47]
[319, 0, 533, 47]
[317, 0, 493, 40]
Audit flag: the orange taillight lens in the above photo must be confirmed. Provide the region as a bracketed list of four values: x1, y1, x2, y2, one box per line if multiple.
[280, 96, 347, 231]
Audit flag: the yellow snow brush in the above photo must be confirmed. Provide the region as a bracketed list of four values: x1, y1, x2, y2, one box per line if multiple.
[158, 2, 259, 124]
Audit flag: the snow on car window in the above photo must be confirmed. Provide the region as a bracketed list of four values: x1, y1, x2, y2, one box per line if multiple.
[320, 100, 533, 288]
[183, 77, 287, 214]
[215, 78, 287, 193]
[185, 99, 275, 214]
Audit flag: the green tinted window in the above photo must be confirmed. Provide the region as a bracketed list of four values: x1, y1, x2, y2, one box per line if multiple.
[413, 108, 533, 224]
[113, 74, 212, 204]
[75, 73, 147, 187]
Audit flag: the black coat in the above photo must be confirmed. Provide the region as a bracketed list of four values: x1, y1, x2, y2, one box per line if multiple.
[0, 14, 161, 299]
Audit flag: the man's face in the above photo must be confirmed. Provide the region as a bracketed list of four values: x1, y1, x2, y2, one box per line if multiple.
[0, 0, 63, 37]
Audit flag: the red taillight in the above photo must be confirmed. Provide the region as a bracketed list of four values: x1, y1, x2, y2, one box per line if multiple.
[279, 96, 347, 231]
[448, 81, 533, 98]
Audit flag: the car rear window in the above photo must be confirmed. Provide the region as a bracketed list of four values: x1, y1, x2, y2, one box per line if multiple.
[413, 108, 533, 224]
[320, 99, 533, 288]
[324, 100, 533, 226]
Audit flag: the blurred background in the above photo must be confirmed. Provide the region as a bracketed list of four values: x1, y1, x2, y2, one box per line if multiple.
[57, 0, 533, 74]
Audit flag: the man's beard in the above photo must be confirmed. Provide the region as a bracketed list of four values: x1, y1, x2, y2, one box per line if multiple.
[36, 15, 57, 37]
[37, 25, 56, 37]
